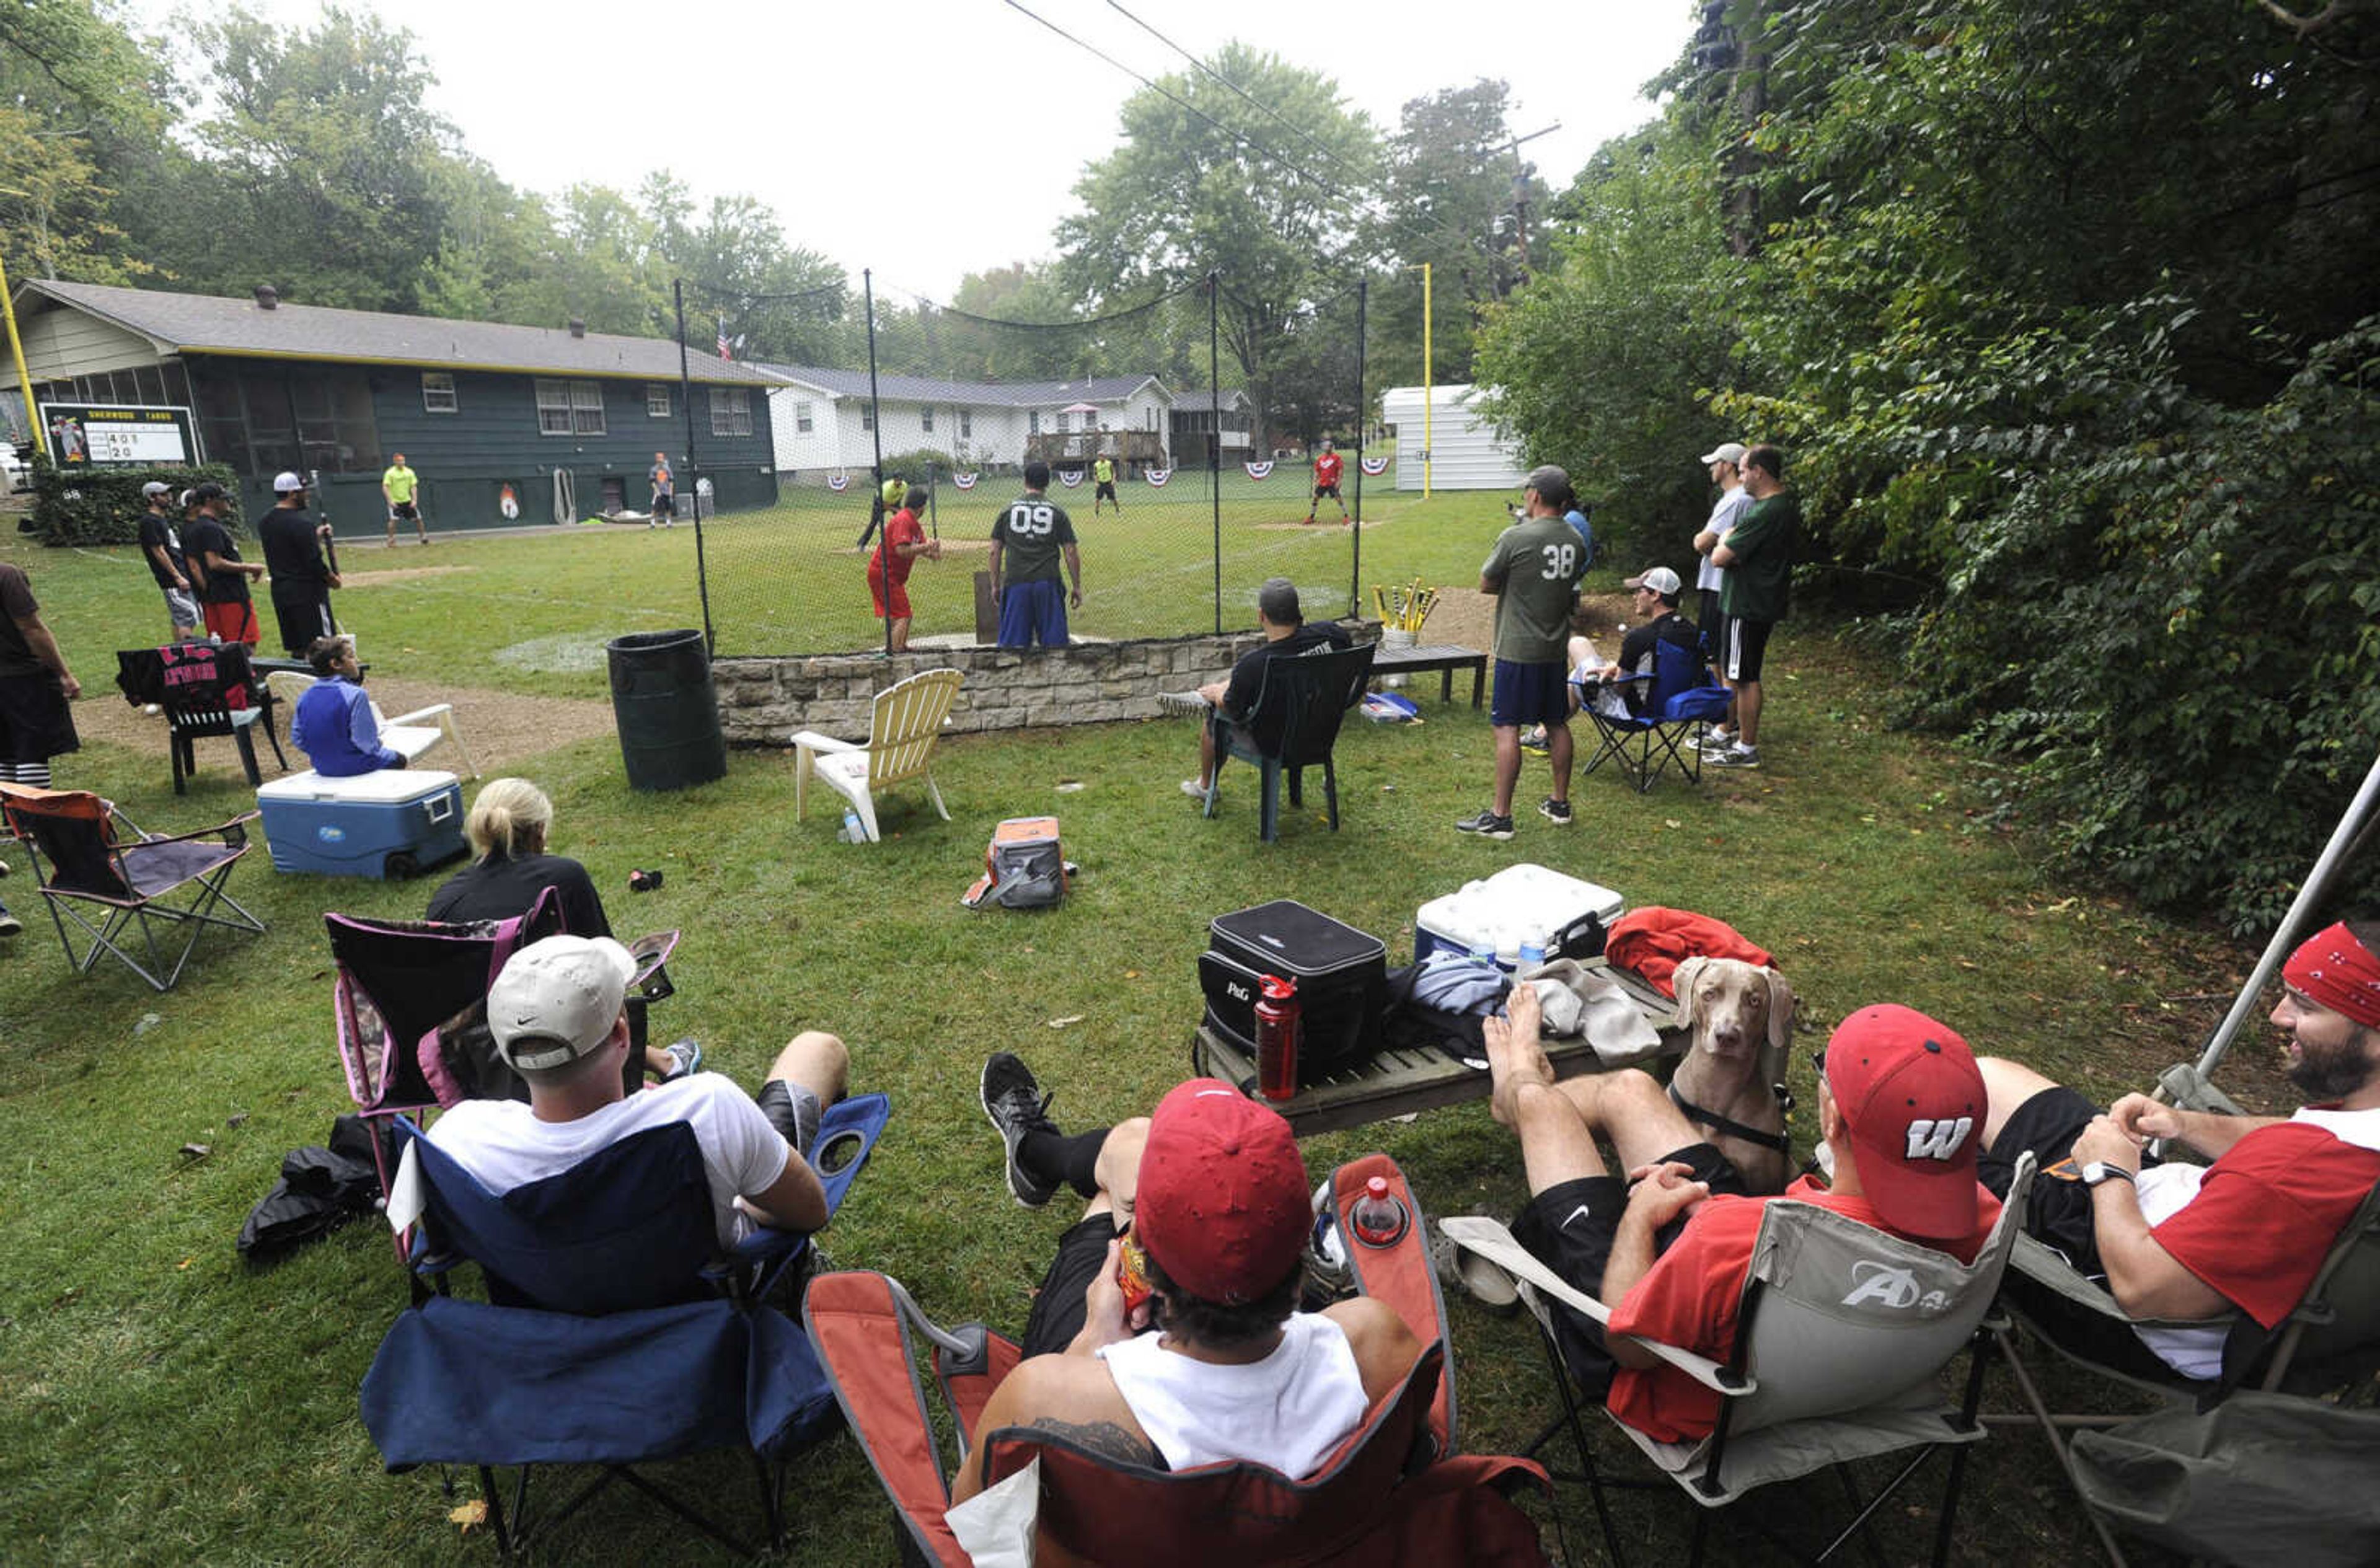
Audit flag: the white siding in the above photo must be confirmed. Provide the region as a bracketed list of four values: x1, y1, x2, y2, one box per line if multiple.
[19, 302, 162, 381]
[766, 384, 850, 472]
[1378, 384, 1527, 491]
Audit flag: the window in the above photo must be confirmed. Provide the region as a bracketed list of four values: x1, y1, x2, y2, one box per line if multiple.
[422, 372, 457, 413]
[920, 403, 935, 433]
[795, 400, 814, 434]
[646, 384, 671, 418]
[861, 402, 874, 433]
[959, 408, 971, 439]
[708, 386, 752, 439]
[1028, 410, 1040, 434]
[536, 379, 604, 436]
[1054, 411, 1070, 433]
[291, 369, 382, 472]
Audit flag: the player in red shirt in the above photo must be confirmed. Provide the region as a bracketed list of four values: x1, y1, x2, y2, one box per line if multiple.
[1305, 441, 1347, 524]
[1486, 987, 1999, 1442]
[1973, 918, 2380, 1380]
[866, 495, 941, 651]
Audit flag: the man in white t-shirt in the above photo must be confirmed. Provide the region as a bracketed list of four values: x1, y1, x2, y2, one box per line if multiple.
[1689, 441, 1753, 746]
[428, 935, 847, 1249]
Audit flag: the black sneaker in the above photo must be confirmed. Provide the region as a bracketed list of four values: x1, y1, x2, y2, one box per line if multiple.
[1538, 797, 1572, 826]
[981, 1052, 1061, 1207]
[1454, 809, 1515, 840]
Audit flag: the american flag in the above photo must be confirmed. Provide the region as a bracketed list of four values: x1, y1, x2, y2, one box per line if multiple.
[716, 318, 733, 360]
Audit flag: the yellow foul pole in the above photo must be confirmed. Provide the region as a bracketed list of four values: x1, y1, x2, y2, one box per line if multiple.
[1419, 262, 1433, 499]
[0, 252, 43, 457]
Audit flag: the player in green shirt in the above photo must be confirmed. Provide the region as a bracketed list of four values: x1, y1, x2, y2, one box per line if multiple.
[1091, 454, 1121, 516]
[1458, 465, 1590, 839]
[1705, 444, 1799, 770]
[381, 454, 427, 545]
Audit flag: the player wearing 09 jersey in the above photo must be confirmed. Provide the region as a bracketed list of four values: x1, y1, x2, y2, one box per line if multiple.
[1458, 465, 1589, 840]
[989, 461, 1083, 648]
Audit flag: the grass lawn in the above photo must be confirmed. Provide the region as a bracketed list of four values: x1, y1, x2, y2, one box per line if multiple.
[0, 511, 2258, 1564]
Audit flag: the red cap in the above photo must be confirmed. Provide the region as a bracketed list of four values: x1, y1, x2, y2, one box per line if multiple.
[1134, 1079, 1311, 1305]
[1824, 1005, 1986, 1240]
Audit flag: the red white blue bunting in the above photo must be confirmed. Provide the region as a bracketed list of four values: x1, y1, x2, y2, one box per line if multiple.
[1145, 468, 1172, 487]
[826, 473, 850, 492]
[952, 472, 980, 490]
[1360, 456, 1390, 476]
[1244, 460, 1275, 480]
[1058, 470, 1084, 488]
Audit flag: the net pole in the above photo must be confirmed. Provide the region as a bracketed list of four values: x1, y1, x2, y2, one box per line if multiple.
[1208, 268, 1223, 636]
[674, 278, 716, 654]
[865, 269, 891, 661]
[1350, 274, 1367, 619]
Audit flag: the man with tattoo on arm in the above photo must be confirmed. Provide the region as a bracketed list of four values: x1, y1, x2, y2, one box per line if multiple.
[958, 1057, 1421, 1491]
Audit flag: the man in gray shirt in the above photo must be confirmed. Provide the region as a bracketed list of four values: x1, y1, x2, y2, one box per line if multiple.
[1459, 465, 1589, 840]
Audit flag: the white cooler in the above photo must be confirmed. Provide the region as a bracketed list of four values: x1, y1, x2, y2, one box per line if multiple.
[1415, 864, 1626, 970]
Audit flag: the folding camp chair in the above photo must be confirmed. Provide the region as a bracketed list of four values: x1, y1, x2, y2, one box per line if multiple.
[1577, 637, 1732, 793]
[0, 781, 267, 991]
[803, 1153, 1554, 1566]
[1201, 640, 1378, 842]
[1443, 1154, 2035, 1568]
[359, 1093, 888, 1561]
[1983, 1064, 2380, 1568]
[792, 667, 963, 842]
[116, 643, 288, 793]
[264, 668, 480, 778]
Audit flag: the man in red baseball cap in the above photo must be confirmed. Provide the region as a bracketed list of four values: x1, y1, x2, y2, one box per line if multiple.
[1972, 917, 2380, 1380]
[956, 1065, 1421, 1501]
[1485, 986, 2002, 1442]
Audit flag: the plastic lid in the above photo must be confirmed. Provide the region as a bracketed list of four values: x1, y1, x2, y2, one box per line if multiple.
[1365, 1175, 1389, 1199]
[1261, 974, 1298, 1000]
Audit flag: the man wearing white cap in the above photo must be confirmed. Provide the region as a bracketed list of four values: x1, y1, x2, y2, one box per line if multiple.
[1595, 566, 1707, 718]
[258, 472, 342, 656]
[426, 935, 852, 1246]
[1689, 442, 1752, 748]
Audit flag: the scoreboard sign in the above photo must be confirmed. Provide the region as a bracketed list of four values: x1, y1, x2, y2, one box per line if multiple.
[37, 403, 200, 466]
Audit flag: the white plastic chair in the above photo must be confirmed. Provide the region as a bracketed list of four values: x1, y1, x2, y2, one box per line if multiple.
[268, 671, 480, 778]
[791, 669, 963, 843]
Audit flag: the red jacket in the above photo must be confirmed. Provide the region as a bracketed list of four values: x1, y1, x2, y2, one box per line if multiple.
[1605, 907, 1774, 998]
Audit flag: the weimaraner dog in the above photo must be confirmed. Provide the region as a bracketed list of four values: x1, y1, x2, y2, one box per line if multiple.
[1667, 956, 1798, 1194]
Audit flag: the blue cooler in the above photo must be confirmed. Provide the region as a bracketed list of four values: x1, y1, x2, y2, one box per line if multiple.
[256, 769, 468, 879]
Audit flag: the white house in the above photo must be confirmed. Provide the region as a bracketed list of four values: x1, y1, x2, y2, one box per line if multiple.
[1378, 384, 1528, 490]
[755, 366, 1173, 475]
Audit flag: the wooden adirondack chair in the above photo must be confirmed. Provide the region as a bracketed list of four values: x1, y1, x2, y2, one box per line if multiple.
[790, 668, 963, 842]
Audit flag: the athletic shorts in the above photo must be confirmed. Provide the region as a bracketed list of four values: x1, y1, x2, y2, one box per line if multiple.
[1491, 659, 1571, 731]
[1721, 616, 1773, 684]
[1700, 593, 1729, 669]
[997, 578, 1069, 648]
[162, 585, 200, 632]
[389, 501, 420, 521]
[755, 1078, 824, 1159]
[653, 493, 675, 518]
[1514, 1142, 1748, 1395]
[1021, 1212, 1127, 1358]
[869, 569, 912, 620]
[1094, 481, 1118, 501]
[272, 591, 335, 656]
[1313, 483, 1341, 501]
[202, 599, 260, 646]
[0, 671, 79, 764]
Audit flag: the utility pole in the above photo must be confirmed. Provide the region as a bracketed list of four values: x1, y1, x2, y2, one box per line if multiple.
[1486, 123, 1559, 280]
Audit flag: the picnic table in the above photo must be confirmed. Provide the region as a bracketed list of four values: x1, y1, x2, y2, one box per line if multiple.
[1192, 959, 1683, 1137]
[1368, 640, 1488, 707]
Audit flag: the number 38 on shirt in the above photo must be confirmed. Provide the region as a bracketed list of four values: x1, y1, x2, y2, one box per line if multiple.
[1540, 542, 1578, 581]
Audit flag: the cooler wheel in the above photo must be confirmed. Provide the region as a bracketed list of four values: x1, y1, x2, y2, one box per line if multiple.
[386, 852, 420, 879]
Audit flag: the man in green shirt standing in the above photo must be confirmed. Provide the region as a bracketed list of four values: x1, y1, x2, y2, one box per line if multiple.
[1460, 465, 1590, 840]
[1706, 444, 1799, 770]
[382, 453, 428, 545]
[1091, 453, 1121, 516]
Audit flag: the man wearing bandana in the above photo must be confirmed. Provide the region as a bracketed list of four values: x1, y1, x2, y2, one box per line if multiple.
[1972, 920, 2380, 1379]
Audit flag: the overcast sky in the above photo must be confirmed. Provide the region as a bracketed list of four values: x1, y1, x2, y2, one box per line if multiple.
[131, 0, 1692, 304]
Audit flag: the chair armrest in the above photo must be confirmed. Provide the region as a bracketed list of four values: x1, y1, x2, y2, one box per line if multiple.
[2006, 1231, 2243, 1334]
[790, 730, 862, 755]
[383, 703, 453, 727]
[1438, 1215, 1749, 1394]
[132, 809, 263, 848]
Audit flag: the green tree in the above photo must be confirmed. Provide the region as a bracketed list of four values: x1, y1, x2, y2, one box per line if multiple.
[1368, 80, 1534, 389]
[0, 0, 172, 283]
[653, 175, 850, 364]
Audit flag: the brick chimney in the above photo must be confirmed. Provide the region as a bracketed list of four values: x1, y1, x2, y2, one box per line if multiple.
[254, 284, 279, 310]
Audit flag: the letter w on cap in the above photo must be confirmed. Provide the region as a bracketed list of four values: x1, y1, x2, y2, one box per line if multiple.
[1903, 1116, 1975, 1161]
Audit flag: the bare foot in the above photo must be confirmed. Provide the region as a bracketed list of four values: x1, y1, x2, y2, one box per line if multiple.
[1506, 977, 1543, 1041]
[1484, 1008, 1558, 1127]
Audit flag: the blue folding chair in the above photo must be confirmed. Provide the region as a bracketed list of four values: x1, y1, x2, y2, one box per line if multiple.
[359, 1092, 890, 1559]
[1579, 636, 1734, 793]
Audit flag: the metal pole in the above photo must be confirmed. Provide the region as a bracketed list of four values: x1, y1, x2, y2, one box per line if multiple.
[1350, 275, 1367, 619]
[1208, 269, 1222, 636]
[673, 279, 715, 654]
[865, 270, 890, 660]
[0, 252, 43, 458]
[2192, 749, 2380, 1082]
[1420, 262, 1434, 500]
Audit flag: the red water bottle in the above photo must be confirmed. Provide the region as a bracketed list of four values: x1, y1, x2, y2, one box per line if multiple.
[1255, 974, 1300, 1101]
[1351, 1175, 1409, 1248]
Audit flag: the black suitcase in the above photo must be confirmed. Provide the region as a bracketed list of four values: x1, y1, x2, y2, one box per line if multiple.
[1199, 901, 1386, 1085]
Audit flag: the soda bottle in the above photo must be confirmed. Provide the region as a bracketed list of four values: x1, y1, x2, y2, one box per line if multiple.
[1350, 1175, 1409, 1248]
[1114, 1229, 1154, 1316]
[1254, 974, 1300, 1102]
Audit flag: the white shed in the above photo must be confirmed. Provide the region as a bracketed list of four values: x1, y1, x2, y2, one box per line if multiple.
[1378, 384, 1528, 491]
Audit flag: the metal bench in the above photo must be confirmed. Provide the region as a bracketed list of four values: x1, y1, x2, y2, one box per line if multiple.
[1368, 640, 1488, 707]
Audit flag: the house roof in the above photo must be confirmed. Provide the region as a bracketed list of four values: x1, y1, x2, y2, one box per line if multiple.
[17, 279, 773, 385]
[1171, 389, 1250, 413]
[754, 364, 1166, 408]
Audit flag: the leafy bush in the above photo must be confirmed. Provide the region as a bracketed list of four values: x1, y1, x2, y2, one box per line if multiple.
[29, 459, 245, 545]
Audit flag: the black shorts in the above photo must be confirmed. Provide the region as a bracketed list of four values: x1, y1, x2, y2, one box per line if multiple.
[1514, 1142, 1748, 1394]
[1721, 615, 1773, 684]
[1491, 659, 1571, 731]
[1094, 480, 1118, 501]
[754, 1078, 823, 1159]
[389, 501, 420, 521]
[653, 493, 675, 518]
[1313, 483, 1341, 501]
[1021, 1212, 1125, 1357]
[0, 671, 79, 764]
[271, 590, 335, 656]
[1699, 591, 1727, 663]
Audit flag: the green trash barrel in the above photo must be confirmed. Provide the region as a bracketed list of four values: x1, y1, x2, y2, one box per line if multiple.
[606, 630, 727, 791]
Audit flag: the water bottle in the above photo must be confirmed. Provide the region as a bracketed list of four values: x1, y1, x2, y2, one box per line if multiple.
[840, 808, 863, 843]
[1254, 974, 1301, 1102]
[1350, 1175, 1410, 1249]
[1518, 938, 1546, 973]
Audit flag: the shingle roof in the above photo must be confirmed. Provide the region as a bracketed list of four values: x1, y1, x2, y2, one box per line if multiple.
[20, 279, 773, 385]
[1171, 389, 1249, 413]
[754, 364, 1168, 407]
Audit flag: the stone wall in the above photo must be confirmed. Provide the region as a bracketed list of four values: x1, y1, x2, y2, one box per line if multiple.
[713, 633, 1291, 743]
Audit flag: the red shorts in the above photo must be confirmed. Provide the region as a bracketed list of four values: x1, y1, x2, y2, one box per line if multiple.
[869, 570, 911, 620]
[203, 600, 260, 646]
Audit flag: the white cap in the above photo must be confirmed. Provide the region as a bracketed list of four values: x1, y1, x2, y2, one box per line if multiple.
[273, 471, 306, 493]
[1625, 566, 1683, 596]
[1698, 443, 1748, 467]
[141, 481, 173, 498]
[486, 935, 637, 1072]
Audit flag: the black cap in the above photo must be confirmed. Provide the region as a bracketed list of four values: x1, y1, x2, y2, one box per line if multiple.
[192, 482, 228, 503]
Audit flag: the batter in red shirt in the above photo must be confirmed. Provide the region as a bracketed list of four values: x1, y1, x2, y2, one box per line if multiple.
[1305, 441, 1348, 523]
[868, 501, 941, 651]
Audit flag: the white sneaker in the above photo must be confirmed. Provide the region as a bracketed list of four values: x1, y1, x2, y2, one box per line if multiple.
[1181, 778, 1210, 798]
[1706, 744, 1760, 769]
